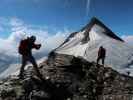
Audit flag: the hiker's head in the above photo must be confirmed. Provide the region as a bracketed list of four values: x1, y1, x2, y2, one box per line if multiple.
[100, 46, 103, 49]
[30, 35, 36, 42]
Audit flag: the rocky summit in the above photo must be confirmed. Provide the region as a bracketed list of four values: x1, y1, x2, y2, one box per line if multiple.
[0, 52, 133, 100]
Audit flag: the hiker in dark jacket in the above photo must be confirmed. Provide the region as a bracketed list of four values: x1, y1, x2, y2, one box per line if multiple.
[97, 46, 106, 66]
[18, 35, 42, 79]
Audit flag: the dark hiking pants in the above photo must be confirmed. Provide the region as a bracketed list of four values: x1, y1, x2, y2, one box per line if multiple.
[19, 55, 42, 78]
[97, 56, 105, 65]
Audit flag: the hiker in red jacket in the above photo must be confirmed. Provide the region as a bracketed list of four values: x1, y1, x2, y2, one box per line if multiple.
[97, 46, 106, 66]
[18, 35, 42, 79]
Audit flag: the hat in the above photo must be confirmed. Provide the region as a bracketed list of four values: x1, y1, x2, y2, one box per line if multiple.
[30, 35, 36, 41]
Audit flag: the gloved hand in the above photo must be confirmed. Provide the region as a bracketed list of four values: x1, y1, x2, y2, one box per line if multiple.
[36, 44, 41, 49]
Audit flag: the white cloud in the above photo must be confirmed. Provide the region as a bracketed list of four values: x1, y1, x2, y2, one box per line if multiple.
[122, 35, 133, 46]
[10, 17, 24, 27]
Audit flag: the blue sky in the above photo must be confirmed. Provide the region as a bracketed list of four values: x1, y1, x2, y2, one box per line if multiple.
[0, 0, 132, 38]
[0, 0, 87, 38]
[90, 0, 133, 36]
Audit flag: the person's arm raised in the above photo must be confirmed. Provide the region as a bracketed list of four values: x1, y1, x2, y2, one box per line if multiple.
[32, 44, 41, 49]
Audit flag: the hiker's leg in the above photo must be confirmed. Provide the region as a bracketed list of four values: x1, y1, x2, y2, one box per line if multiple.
[29, 56, 42, 78]
[19, 56, 27, 78]
[102, 57, 105, 66]
[97, 57, 100, 65]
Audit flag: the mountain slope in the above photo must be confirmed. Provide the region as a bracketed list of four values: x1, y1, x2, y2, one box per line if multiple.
[0, 57, 47, 79]
[54, 17, 133, 74]
[0, 53, 17, 74]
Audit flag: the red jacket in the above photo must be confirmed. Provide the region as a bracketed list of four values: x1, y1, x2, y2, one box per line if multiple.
[98, 47, 106, 58]
[18, 38, 40, 55]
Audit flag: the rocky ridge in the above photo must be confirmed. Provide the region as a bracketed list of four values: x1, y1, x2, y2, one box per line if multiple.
[0, 53, 133, 100]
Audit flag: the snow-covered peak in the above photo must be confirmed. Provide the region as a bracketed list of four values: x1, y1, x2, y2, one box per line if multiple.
[89, 24, 109, 41]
